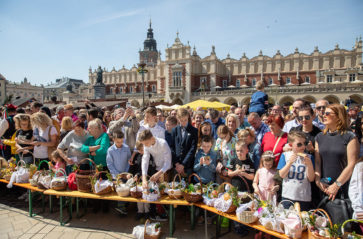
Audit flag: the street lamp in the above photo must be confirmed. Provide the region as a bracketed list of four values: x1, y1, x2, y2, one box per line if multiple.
[137, 62, 148, 107]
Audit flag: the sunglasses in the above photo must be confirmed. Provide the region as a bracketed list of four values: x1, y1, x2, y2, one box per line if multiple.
[297, 115, 311, 121]
[323, 111, 335, 116]
[297, 142, 308, 147]
[316, 106, 326, 111]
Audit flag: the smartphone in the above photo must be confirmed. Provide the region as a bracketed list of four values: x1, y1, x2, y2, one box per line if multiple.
[126, 102, 131, 108]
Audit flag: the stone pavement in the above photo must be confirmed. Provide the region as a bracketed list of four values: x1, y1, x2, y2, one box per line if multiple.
[0, 186, 254, 239]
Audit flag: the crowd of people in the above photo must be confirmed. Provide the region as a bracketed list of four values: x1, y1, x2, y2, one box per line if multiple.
[0, 86, 362, 236]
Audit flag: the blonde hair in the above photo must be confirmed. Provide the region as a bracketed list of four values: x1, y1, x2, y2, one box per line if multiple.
[237, 128, 255, 140]
[88, 119, 102, 130]
[225, 113, 240, 130]
[256, 81, 264, 90]
[14, 114, 32, 130]
[323, 104, 349, 135]
[61, 116, 73, 131]
[30, 112, 52, 129]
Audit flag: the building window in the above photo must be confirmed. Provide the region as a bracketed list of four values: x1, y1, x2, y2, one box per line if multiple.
[236, 79, 240, 88]
[305, 76, 310, 84]
[120, 87, 123, 93]
[268, 78, 273, 85]
[152, 85, 156, 92]
[130, 86, 133, 93]
[173, 71, 182, 87]
[286, 77, 291, 84]
[110, 88, 113, 94]
[200, 77, 207, 90]
[252, 78, 256, 87]
[222, 80, 227, 88]
[327, 75, 333, 83]
[349, 73, 356, 82]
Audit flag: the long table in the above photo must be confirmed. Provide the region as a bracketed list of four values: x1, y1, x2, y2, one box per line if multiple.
[196, 203, 308, 239]
[1, 181, 310, 239]
[0, 179, 48, 217]
[44, 189, 192, 235]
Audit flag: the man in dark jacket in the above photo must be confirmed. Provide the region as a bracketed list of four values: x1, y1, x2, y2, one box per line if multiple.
[171, 108, 198, 177]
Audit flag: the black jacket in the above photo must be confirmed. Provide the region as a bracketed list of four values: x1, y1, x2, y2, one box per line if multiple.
[171, 123, 198, 170]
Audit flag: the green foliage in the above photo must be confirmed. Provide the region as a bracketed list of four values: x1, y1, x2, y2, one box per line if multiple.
[72, 164, 79, 172]
[327, 223, 342, 238]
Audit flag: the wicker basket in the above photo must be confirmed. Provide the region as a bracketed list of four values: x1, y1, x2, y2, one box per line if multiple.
[308, 208, 334, 239]
[130, 175, 143, 199]
[0, 157, 8, 168]
[183, 173, 204, 203]
[115, 172, 133, 197]
[4, 174, 11, 181]
[51, 169, 67, 191]
[167, 174, 184, 199]
[76, 158, 96, 193]
[19, 151, 36, 178]
[91, 171, 113, 195]
[236, 193, 257, 224]
[216, 182, 237, 213]
[37, 160, 53, 189]
[143, 219, 161, 239]
[30, 171, 41, 187]
[341, 219, 363, 239]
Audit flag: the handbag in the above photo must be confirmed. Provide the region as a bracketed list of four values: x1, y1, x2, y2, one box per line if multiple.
[272, 133, 284, 184]
[317, 195, 353, 228]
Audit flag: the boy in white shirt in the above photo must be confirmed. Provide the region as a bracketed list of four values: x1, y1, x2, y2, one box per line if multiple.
[138, 129, 171, 188]
[277, 130, 315, 211]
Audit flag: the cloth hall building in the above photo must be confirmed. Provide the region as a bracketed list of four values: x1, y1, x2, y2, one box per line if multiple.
[89, 23, 363, 107]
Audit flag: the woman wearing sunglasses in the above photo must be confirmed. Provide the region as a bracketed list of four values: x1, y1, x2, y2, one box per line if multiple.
[314, 104, 359, 224]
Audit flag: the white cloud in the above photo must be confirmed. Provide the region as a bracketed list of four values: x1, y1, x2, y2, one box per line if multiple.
[80, 9, 144, 27]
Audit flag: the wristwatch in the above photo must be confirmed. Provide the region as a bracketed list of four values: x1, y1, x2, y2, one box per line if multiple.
[335, 181, 342, 187]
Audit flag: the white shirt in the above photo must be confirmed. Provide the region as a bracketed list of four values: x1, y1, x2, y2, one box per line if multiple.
[33, 126, 58, 159]
[280, 151, 312, 202]
[141, 137, 172, 176]
[283, 118, 320, 133]
[349, 161, 363, 219]
[282, 119, 299, 133]
[137, 123, 165, 140]
[0, 118, 9, 137]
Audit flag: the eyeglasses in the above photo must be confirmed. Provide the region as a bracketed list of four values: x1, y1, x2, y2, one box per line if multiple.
[316, 106, 326, 111]
[323, 111, 335, 116]
[297, 115, 311, 121]
[297, 142, 308, 147]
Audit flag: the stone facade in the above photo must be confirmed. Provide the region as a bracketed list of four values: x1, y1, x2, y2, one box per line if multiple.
[89, 25, 363, 107]
[5, 77, 43, 102]
[44, 77, 86, 102]
[0, 74, 6, 104]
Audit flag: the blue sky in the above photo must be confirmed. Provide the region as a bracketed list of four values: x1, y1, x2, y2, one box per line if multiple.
[0, 0, 362, 85]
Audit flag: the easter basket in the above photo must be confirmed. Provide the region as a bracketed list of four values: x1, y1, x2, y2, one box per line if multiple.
[75, 158, 97, 193]
[91, 171, 113, 195]
[203, 183, 219, 207]
[236, 193, 258, 224]
[214, 182, 239, 214]
[166, 174, 185, 200]
[130, 175, 143, 199]
[115, 172, 133, 197]
[183, 173, 204, 203]
[50, 168, 68, 191]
